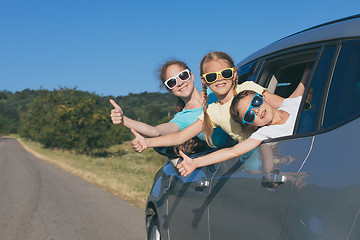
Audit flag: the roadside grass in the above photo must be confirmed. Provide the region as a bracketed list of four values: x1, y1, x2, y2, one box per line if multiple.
[15, 136, 167, 209]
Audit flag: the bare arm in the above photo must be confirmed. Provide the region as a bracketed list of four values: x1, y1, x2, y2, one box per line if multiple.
[147, 120, 203, 147]
[110, 99, 181, 137]
[177, 138, 262, 177]
[122, 116, 181, 136]
[263, 91, 285, 109]
[289, 65, 312, 99]
[263, 64, 312, 108]
[132, 119, 204, 152]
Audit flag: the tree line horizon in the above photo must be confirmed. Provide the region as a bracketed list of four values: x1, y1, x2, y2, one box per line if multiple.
[0, 88, 178, 154]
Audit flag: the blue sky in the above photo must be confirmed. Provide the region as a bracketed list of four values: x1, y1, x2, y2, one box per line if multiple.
[1, 0, 359, 97]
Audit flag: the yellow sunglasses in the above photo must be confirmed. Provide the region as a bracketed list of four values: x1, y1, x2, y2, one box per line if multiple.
[202, 68, 235, 84]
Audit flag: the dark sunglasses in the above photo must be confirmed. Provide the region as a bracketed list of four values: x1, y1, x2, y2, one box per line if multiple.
[242, 93, 264, 125]
[303, 101, 312, 111]
[164, 69, 191, 89]
[202, 68, 234, 84]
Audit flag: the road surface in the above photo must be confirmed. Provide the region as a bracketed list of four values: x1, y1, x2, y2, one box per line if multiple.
[0, 137, 146, 240]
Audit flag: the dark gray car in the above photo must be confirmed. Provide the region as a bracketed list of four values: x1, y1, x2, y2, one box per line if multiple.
[146, 15, 360, 240]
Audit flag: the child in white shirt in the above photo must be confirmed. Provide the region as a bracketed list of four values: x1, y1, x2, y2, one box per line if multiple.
[176, 66, 311, 177]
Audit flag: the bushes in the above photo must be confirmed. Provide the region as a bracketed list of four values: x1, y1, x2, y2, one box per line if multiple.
[18, 89, 112, 154]
[0, 88, 177, 154]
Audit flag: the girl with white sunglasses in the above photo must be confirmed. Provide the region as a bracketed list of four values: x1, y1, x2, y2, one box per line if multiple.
[131, 52, 269, 152]
[110, 60, 234, 149]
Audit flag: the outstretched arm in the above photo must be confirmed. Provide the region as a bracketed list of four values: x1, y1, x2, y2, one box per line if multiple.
[110, 99, 181, 137]
[263, 64, 312, 108]
[131, 119, 204, 153]
[289, 64, 312, 99]
[177, 138, 262, 177]
[263, 91, 285, 109]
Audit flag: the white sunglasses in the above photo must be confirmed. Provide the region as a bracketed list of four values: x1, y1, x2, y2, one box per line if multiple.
[163, 69, 191, 89]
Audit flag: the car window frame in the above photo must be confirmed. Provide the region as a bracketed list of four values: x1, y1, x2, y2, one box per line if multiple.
[320, 39, 360, 132]
[255, 46, 321, 140]
[237, 38, 360, 144]
[243, 42, 332, 143]
[295, 44, 339, 135]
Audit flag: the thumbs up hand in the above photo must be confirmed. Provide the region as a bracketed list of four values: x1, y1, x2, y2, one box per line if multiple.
[131, 129, 148, 153]
[177, 150, 196, 177]
[109, 99, 124, 125]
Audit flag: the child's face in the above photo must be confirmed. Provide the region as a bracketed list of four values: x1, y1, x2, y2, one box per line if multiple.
[238, 94, 274, 127]
[201, 59, 236, 99]
[165, 64, 195, 98]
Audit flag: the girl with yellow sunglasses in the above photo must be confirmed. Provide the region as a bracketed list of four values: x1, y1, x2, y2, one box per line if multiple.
[131, 51, 276, 152]
[110, 59, 233, 150]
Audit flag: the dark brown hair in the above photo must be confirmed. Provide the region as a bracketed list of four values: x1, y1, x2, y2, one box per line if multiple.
[158, 60, 206, 153]
[230, 90, 257, 126]
[157, 60, 191, 112]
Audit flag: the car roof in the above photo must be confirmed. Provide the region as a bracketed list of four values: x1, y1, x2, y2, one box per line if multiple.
[237, 14, 360, 67]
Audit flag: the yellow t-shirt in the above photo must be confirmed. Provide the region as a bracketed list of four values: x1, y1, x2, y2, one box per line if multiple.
[199, 81, 265, 142]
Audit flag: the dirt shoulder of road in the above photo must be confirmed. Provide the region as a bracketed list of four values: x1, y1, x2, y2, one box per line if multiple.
[14, 136, 166, 209]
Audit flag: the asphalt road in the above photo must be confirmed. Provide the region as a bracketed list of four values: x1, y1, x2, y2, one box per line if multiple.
[0, 137, 146, 240]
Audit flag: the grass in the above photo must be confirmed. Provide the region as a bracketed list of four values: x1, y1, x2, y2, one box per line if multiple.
[15, 136, 167, 209]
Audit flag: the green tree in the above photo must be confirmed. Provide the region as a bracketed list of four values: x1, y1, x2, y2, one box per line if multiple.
[19, 88, 115, 154]
[2, 87, 178, 152]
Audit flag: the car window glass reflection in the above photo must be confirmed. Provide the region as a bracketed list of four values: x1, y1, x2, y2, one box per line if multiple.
[298, 46, 336, 133]
[324, 42, 360, 129]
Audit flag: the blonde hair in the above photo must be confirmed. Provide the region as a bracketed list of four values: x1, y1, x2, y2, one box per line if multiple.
[200, 51, 238, 147]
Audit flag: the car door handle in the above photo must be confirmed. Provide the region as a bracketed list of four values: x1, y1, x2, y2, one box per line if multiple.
[195, 178, 209, 190]
[261, 174, 287, 189]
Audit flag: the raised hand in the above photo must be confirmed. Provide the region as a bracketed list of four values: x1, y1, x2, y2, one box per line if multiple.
[177, 150, 197, 177]
[109, 99, 124, 125]
[131, 129, 148, 153]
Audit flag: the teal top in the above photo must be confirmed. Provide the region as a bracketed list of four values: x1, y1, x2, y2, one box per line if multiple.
[170, 89, 236, 148]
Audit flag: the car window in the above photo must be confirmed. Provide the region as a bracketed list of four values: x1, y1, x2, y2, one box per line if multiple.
[323, 41, 360, 129]
[255, 49, 320, 139]
[297, 46, 336, 134]
[273, 63, 309, 98]
[237, 60, 259, 84]
[261, 49, 319, 97]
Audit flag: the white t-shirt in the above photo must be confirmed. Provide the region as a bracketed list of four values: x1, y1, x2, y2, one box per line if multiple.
[250, 96, 302, 141]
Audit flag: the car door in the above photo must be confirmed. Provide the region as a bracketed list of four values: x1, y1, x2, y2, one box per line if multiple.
[165, 152, 216, 240]
[208, 46, 327, 240]
[279, 41, 360, 240]
[207, 137, 314, 240]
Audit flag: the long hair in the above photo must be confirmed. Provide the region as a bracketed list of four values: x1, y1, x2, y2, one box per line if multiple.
[157, 60, 206, 154]
[199, 51, 238, 147]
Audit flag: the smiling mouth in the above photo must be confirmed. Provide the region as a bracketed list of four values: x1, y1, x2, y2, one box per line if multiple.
[178, 85, 188, 91]
[260, 109, 266, 119]
[215, 81, 227, 87]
